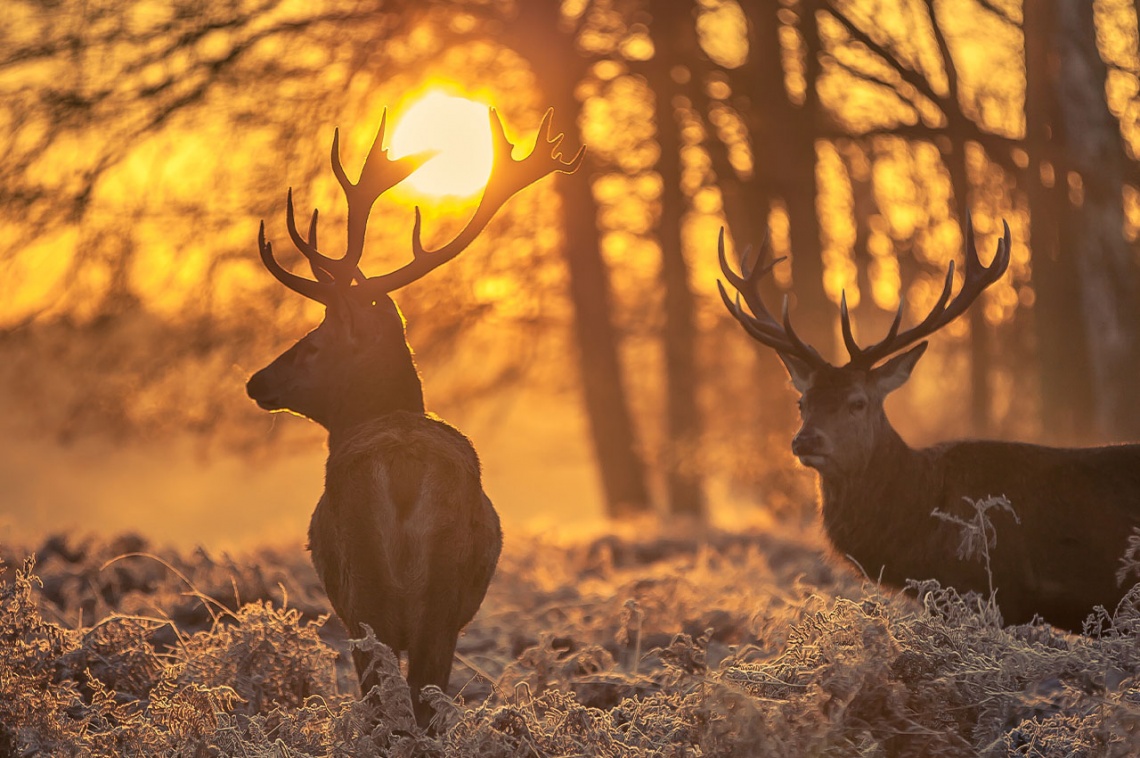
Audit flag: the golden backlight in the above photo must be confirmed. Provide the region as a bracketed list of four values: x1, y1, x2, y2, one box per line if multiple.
[388, 91, 494, 198]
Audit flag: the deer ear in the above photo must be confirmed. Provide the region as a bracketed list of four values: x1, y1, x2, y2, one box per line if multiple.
[871, 341, 928, 395]
[777, 352, 815, 393]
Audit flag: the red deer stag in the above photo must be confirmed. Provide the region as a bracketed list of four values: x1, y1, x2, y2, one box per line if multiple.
[247, 108, 582, 726]
[718, 218, 1140, 632]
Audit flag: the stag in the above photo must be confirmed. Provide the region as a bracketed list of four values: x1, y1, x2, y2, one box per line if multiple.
[718, 218, 1140, 632]
[247, 108, 582, 726]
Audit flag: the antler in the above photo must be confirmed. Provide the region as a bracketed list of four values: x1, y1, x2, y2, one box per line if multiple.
[258, 107, 584, 305]
[351, 107, 584, 298]
[840, 215, 1011, 368]
[717, 215, 1011, 371]
[716, 228, 827, 368]
[259, 109, 432, 304]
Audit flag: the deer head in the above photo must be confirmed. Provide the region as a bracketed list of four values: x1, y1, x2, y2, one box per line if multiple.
[247, 108, 584, 433]
[717, 217, 1011, 479]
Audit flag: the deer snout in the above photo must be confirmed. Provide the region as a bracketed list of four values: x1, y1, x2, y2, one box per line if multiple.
[791, 427, 830, 468]
[246, 370, 283, 411]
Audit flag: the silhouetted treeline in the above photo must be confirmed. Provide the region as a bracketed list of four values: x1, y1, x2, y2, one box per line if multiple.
[2, 0, 1139, 520]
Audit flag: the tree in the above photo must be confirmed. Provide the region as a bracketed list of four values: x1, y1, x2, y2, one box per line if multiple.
[0, 0, 659, 518]
[1049, 0, 1140, 440]
[1023, 0, 1097, 443]
[646, 1, 706, 519]
[725, 1, 834, 354]
[501, 2, 654, 518]
[816, 0, 1026, 434]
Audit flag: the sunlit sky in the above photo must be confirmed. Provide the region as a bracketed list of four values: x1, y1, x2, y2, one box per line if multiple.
[9, 0, 1136, 329]
[3, 1, 1140, 547]
[388, 91, 494, 198]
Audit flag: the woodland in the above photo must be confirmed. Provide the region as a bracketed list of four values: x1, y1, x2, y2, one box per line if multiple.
[4, 0, 1140, 755]
[2, 0, 1139, 519]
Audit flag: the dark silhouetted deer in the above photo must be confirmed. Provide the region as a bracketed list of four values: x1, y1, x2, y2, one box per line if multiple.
[718, 218, 1140, 632]
[247, 108, 582, 726]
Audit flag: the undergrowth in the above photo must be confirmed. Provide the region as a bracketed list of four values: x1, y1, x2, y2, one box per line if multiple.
[2, 521, 1139, 756]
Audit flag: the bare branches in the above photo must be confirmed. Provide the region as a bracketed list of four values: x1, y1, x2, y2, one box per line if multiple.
[0, 0, 397, 234]
[822, 2, 946, 112]
[923, 0, 960, 107]
[976, 0, 1020, 26]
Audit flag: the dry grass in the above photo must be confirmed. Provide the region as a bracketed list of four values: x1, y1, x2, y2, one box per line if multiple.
[3, 516, 1140, 756]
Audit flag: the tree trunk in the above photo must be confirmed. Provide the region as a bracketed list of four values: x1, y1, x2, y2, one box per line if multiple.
[942, 137, 993, 434]
[1052, 0, 1140, 440]
[1023, 0, 1097, 443]
[923, 0, 993, 433]
[735, 1, 833, 355]
[559, 154, 653, 516]
[501, 5, 652, 515]
[650, 3, 705, 519]
[849, 150, 875, 323]
[783, 3, 831, 356]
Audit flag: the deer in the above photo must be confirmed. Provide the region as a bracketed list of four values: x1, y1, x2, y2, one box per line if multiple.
[717, 218, 1140, 633]
[246, 108, 583, 727]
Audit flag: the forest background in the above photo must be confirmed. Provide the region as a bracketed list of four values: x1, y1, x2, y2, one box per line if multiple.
[2, 0, 1139, 547]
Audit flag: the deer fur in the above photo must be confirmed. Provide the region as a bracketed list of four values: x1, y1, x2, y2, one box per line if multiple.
[247, 108, 579, 726]
[718, 220, 1140, 632]
[783, 347, 1140, 632]
[248, 296, 501, 727]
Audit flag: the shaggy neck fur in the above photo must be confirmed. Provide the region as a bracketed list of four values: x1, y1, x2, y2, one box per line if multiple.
[326, 344, 425, 450]
[817, 421, 939, 581]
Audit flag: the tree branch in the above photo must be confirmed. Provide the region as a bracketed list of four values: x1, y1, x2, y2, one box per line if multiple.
[827, 55, 927, 124]
[822, 2, 946, 111]
[976, 0, 1020, 26]
[924, 0, 960, 106]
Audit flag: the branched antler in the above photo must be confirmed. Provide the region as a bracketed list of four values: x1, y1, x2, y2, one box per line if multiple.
[717, 215, 1011, 369]
[716, 228, 826, 368]
[353, 107, 583, 297]
[259, 107, 583, 305]
[840, 215, 1010, 368]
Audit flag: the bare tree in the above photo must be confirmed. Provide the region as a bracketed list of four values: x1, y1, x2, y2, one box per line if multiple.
[817, 0, 1027, 434]
[1049, 0, 1140, 440]
[1023, 0, 1097, 443]
[465, 1, 656, 517]
[726, 1, 833, 353]
[1, 0, 658, 516]
[646, 1, 706, 519]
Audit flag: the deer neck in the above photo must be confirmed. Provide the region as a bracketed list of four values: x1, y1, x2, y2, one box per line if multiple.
[326, 346, 426, 449]
[817, 422, 934, 545]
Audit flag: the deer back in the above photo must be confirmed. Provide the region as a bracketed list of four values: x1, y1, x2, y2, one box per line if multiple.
[309, 411, 501, 647]
[935, 439, 1140, 628]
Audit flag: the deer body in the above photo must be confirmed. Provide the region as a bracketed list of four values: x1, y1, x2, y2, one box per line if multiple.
[247, 300, 502, 725]
[719, 220, 1140, 632]
[247, 109, 581, 726]
[312, 412, 500, 714]
[814, 413, 1140, 630]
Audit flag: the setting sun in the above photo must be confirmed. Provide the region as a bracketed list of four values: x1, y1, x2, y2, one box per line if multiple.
[388, 91, 494, 198]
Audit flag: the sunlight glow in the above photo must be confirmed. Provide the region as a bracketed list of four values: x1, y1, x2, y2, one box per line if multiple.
[389, 92, 494, 199]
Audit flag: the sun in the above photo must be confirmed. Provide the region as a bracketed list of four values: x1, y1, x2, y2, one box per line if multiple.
[388, 92, 494, 199]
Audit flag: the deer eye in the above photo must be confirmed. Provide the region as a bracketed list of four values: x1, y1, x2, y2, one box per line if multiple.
[849, 398, 867, 413]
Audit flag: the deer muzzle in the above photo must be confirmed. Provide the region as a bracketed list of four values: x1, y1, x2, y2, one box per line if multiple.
[246, 370, 284, 411]
[791, 428, 829, 469]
